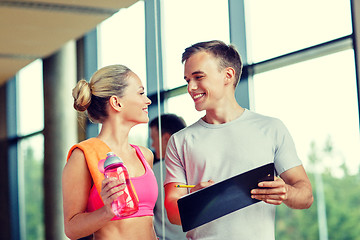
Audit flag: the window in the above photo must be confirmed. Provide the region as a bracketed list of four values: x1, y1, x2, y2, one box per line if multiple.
[98, 1, 147, 146]
[98, 1, 146, 81]
[16, 59, 45, 240]
[245, 0, 352, 63]
[19, 135, 44, 240]
[244, 4, 359, 237]
[161, 0, 230, 90]
[253, 43, 360, 239]
[167, 93, 204, 126]
[17, 60, 44, 136]
[253, 50, 359, 175]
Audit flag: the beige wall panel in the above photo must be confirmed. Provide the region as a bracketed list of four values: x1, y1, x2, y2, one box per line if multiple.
[19, 0, 138, 9]
[0, 7, 111, 57]
[0, 58, 34, 86]
[0, 0, 139, 85]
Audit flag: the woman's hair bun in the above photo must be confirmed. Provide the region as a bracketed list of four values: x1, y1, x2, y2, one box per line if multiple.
[72, 79, 92, 112]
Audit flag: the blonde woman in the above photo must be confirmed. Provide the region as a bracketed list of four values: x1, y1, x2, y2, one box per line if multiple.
[62, 65, 158, 239]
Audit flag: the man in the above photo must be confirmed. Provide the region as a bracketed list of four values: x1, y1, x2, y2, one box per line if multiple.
[149, 114, 187, 240]
[164, 40, 313, 239]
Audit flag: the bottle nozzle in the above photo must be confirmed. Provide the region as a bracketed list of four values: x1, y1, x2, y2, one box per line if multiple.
[104, 152, 123, 169]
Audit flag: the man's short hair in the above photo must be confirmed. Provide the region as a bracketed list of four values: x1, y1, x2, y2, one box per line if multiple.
[149, 114, 186, 135]
[182, 40, 243, 88]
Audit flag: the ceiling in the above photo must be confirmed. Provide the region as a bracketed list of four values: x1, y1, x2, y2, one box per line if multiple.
[0, 0, 139, 86]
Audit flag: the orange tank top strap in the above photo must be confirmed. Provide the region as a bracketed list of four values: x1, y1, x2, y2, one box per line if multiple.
[66, 138, 111, 198]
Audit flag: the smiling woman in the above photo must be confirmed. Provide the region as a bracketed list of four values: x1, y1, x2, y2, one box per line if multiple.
[63, 64, 157, 240]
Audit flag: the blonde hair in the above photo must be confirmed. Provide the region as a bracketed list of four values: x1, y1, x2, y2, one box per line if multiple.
[72, 64, 131, 123]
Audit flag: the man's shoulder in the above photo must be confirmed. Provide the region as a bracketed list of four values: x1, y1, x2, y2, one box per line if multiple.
[173, 118, 201, 132]
[246, 110, 284, 126]
[166, 120, 202, 149]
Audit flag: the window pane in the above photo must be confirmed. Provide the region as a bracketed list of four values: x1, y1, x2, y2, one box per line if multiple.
[98, 1, 146, 85]
[98, 1, 147, 145]
[18, 59, 44, 135]
[253, 50, 360, 174]
[253, 50, 360, 238]
[162, 0, 230, 89]
[19, 134, 44, 240]
[245, 0, 352, 63]
[166, 94, 205, 126]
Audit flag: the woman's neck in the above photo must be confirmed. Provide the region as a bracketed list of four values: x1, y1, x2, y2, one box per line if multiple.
[97, 119, 132, 153]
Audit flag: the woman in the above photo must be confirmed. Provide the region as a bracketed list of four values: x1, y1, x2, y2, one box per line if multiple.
[62, 64, 158, 239]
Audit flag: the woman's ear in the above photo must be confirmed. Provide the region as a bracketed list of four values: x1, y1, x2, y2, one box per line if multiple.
[109, 95, 122, 111]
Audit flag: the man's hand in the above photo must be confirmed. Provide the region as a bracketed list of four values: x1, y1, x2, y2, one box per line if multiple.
[190, 180, 215, 193]
[164, 180, 215, 225]
[250, 165, 313, 209]
[250, 177, 287, 205]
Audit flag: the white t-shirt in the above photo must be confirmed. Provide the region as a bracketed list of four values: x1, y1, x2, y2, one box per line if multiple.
[164, 109, 302, 240]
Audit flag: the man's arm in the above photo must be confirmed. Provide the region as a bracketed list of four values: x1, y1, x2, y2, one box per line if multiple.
[164, 180, 215, 225]
[251, 165, 313, 209]
[164, 182, 188, 225]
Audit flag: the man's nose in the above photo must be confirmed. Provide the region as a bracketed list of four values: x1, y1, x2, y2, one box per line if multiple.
[188, 80, 197, 91]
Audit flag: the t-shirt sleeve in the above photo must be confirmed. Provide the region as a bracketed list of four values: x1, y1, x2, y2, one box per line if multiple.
[273, 119, 302, 175]
[164, 135, 187, 186]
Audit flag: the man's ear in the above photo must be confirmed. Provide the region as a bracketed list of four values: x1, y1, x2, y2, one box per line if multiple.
[224, 67, 236, 85]
[162, 132, 172, 145]
[109, 95, 122, 111]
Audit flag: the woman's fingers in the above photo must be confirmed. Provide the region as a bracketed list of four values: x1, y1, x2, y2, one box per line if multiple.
[101, 178, 126, 204]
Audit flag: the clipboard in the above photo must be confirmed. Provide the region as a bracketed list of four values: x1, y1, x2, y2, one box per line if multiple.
[177, 162, 274, 232]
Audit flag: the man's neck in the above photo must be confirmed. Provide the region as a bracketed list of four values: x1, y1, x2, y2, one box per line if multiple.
[203, 105, 245, 124]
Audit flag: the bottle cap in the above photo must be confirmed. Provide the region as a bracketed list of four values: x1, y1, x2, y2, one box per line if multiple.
[103, 152, 123, 169]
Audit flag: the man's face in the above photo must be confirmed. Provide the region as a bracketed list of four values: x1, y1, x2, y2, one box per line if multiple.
[184, 51, 227, 112]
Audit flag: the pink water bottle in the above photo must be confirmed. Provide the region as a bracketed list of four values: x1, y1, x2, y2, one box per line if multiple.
[103, 152, 139, 217]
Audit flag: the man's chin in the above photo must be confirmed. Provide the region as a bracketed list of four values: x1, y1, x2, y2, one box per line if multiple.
[194, 103, 204, 112]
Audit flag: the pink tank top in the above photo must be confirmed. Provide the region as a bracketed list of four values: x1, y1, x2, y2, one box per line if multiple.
[86, 144, 158, 220]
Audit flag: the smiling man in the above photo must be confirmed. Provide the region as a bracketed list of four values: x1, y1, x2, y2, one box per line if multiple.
[163, 40, 313, 240]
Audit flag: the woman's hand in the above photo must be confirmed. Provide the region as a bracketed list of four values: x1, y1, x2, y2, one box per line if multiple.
[100, 177, 126, 217]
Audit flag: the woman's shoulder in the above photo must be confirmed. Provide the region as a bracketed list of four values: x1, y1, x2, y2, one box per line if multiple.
[137, 145, 154, 168]
[64, 148, 88, 177]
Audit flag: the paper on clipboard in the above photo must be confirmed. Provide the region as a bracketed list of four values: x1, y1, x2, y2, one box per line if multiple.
[177, 162, 274, 232]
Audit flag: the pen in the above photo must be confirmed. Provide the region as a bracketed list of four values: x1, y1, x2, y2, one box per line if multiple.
[175, 184, 195, 188]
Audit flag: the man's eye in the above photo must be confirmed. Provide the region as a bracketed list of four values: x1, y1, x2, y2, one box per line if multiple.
[195, 76, 203, 80]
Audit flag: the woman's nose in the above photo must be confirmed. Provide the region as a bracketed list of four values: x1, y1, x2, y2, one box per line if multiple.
[146, 96, 152, 105]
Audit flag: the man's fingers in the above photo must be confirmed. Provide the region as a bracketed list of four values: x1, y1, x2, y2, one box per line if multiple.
[190, 180, 215, 193]
[258, 177, 284, 188]
[251, 186, 286, 195]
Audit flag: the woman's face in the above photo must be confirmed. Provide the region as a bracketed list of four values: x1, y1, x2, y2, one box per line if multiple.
[119, 72, 152, 124]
